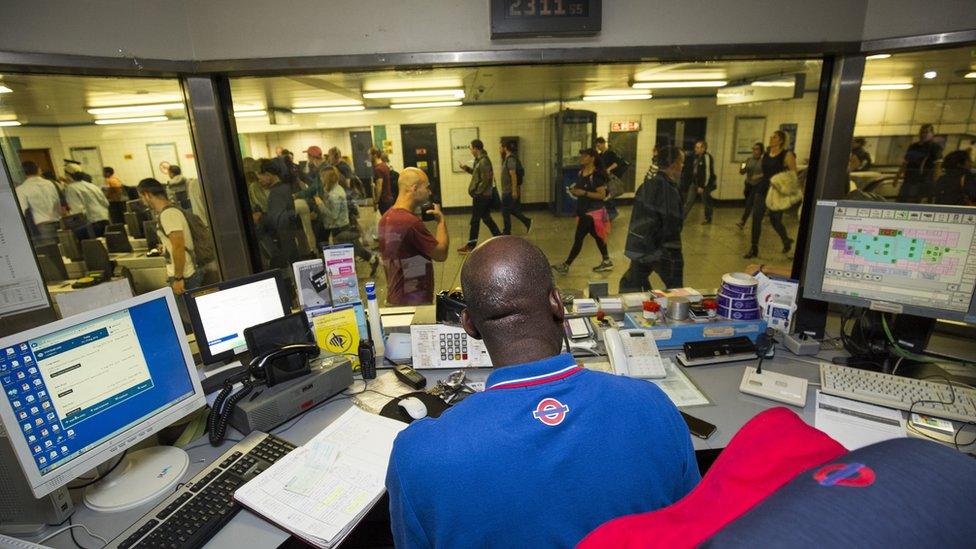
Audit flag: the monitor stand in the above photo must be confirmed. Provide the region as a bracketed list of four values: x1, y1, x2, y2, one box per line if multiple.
[83, 446, 188, 513]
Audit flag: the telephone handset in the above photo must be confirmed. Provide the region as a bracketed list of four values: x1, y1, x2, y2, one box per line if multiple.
[604, 328, 667, 379]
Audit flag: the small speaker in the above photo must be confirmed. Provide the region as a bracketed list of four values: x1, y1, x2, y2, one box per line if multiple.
[0, 429, 74, 535]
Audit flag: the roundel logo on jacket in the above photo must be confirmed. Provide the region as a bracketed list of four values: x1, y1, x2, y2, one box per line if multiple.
[532, 398, 569, 426]
[813, 462, 876, 488]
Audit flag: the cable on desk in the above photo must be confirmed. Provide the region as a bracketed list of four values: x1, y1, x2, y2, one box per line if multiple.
[38, 517, 108, 548]
[905, 375, 976, 451]
[67, 450, 127, 490]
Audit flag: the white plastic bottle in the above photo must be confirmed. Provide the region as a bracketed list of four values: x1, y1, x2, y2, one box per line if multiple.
[364, 282, 385, 358]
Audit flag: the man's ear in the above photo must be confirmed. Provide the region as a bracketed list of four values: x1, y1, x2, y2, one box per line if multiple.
[461, 309, 482, 340]
[549, 288, 565, 322]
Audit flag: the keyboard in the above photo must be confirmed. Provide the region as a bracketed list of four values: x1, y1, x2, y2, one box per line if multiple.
[107, 432, 296, 549]
[820, 363, 976, 423]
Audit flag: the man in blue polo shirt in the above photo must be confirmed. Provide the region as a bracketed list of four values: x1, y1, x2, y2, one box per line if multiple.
[386, 236, 700, 548]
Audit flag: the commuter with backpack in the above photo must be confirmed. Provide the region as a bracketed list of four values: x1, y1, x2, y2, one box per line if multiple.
[500, 141, 532, 235]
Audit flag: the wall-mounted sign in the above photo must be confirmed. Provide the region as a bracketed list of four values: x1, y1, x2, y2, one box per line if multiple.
[450, 127, 480, 173]
[490, 0, 601, 38]
[716, 74, 805, 106]
[610, 121, 641, 132]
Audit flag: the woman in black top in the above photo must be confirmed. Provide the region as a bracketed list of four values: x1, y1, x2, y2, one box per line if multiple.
[744, 130, 796, 259]
[552, 148, 612, 274]
[932, 150, 975, 206]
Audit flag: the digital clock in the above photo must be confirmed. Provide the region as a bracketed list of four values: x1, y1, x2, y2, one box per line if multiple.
[490, 0, 601, 38]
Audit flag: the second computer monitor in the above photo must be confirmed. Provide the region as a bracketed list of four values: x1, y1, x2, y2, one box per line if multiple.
[183, 270, 292, 365]
[804, 200, 976, 323]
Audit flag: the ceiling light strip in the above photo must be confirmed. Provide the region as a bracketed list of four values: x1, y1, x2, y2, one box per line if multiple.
[0, 120, 22, 127]
[860, 84, 914, 91]
[94, 116, 169, 125]
[631, 80, 727, 89]
[363, 89, 464, 99]
[582, 94, 652, 101]
[291, 105, 365, 113]
[87, 102, 184, 115]
[389, 101, 463, 109]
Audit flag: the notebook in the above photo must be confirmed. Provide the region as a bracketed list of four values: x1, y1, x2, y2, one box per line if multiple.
[234, 406, 408, 548]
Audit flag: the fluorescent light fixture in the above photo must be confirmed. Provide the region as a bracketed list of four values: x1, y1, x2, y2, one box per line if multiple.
[291, 105, 365, 113]
[0, 120, 21, 127]
[363, 88, 464, 99]
[87, 102, 183, 115]
[233, 110, 267, 117]
[0, 86, 11, 94]
[965, 72, 976, 79]
[582, 93, 653, 101]
[866, 53, 891, 60]
[923, 70, 937, 79]
[860, 83, 914, 91]
[750, 79, 795, 88]
[94, 116, 168, 125]
[631, 80, 727, 89]
[389, 100, 463, 109]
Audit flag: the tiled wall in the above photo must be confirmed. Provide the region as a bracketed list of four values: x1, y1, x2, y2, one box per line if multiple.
[855, 83, 976, 137]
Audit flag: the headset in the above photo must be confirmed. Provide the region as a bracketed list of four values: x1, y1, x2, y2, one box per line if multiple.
[208, 313, 320, 445]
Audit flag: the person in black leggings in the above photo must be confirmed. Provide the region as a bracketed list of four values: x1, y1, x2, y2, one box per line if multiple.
[744, 130, 795, 259]
[552, 148, 613, 274]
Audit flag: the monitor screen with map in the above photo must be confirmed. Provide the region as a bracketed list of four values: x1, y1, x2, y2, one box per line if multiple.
[804, 201, 976, 324]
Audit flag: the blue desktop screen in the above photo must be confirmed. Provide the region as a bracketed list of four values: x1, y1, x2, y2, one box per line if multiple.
[0, 297, 196, 476]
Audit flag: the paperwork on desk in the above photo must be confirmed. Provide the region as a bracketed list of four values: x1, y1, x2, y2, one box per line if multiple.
[350, 371, 414, 413]
[815, 391, 906, 450]
[234, 406, 406, 548]
[582, 358, 710, 407]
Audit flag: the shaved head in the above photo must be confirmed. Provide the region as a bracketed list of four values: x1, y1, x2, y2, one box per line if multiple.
[396, 167, 431, 208]
[460, 236, 565, 366]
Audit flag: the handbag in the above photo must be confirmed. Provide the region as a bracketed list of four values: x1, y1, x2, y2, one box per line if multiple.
[606, 174, 625, 198]
[490, 186, 501, 210]
[766, 170, 803, 212]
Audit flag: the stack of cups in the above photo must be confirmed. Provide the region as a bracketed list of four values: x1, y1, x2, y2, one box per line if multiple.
[717, 273, 760, 320]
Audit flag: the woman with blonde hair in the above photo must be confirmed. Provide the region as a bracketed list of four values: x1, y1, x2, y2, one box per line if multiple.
[319, 164, 379, 274]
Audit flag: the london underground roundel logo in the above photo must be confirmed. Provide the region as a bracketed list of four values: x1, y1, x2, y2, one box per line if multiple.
[532, 398, 569, 426]
[813, 462, 876, 487]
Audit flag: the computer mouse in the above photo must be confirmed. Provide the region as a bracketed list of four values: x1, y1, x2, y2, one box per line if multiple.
[398, 397, 427, 420]
[146, 248, 162, 257]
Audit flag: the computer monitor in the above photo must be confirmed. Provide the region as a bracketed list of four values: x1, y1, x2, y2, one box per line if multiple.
[184, 270, 291, 365]
[81, 238, 111, 274]
[0, 288, 205, 502]
[34, 243, 68, 281]
[144, 220, 160, 250]
[124, 211, 144, 238]
[804, 200, 976, 324]
[105, 225, 133, 253]
[57, 229, 82, 261]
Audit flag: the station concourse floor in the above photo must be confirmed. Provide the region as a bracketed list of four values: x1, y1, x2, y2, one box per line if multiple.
[356, 202, 801, 304]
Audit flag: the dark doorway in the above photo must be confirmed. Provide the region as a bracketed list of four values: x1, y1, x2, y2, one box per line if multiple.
[655, 117, 707, 154]
[18, 148, 55, 176]
[400, 124, 441, 201]
[349, 130, 374, 193]
[607, 130, 639, 193]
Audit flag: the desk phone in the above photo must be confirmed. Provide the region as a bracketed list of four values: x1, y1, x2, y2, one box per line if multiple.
[605, 328, 667, 379]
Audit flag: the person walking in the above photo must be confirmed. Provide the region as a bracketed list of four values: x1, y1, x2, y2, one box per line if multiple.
[744, 131, 796, 259]
[16, 161, 62, 247]
[499, 141, 532, 235]
[619, 145, 685, 291]
[736, 143, 764, 230]
[596, 136, 628, 221]
[371, 147, 395, 215]
[458, 139, 501, 254]
[897, 123, 943, 203]
[64, 170, 111, 237]
[684, 141, 715, 224]
[552, 148, 613, 274]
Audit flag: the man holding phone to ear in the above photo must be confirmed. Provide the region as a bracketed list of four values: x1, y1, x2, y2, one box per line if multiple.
[378, 167, 449, 305]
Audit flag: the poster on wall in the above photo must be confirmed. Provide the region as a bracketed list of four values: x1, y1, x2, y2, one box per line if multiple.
[779, 123, 798, 152]
[450, 127, 479, 172]
[732, 117, 766, 160]
[147, 143, 179, 179]
[69, 146, 106, 186]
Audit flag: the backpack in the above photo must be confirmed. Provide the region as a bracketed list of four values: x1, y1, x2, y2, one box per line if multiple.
[163, 205, 216, 267]
[514, 155, 526, 186]
[389, 168, 400, 197]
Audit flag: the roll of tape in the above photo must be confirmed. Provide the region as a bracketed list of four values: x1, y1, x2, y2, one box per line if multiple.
[717, 293, 759, 310]
[667, 296, 690, 320]
[720, 272, 758, 295]
[717, 304, 761, 320]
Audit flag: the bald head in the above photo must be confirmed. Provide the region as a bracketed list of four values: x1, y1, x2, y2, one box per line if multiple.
[460, 237, 565, 366]
[396, 167, 431, 208]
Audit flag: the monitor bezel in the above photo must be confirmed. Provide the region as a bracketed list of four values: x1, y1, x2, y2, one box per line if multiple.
[0, 287, 206, 498]
[803, 200, 976, 324]
[183, 269, 291, 365]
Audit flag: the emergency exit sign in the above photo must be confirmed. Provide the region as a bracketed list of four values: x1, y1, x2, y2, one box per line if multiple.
[611, 121, 640, 132]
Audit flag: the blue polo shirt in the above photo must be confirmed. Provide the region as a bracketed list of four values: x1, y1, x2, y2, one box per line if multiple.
[385, 353, 700, 548]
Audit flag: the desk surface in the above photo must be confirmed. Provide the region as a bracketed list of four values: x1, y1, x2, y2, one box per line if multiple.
[39, 342, 975, 548]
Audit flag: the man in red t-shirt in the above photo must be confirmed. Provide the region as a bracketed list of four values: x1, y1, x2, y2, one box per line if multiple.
[379, 168, 449, 304]
[371, 147, 395, 214]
